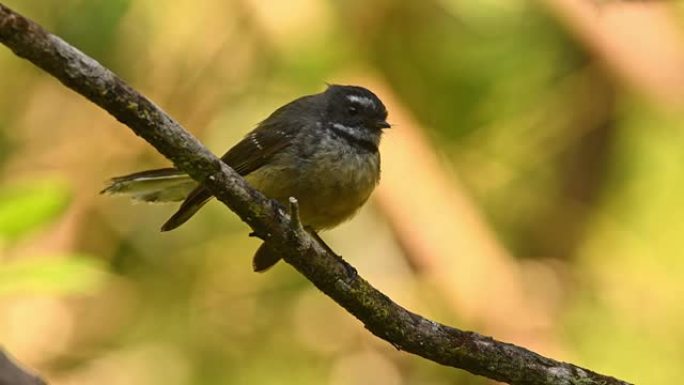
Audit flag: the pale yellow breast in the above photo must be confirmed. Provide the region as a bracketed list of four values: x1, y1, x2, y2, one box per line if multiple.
[245, 152, 380, 230]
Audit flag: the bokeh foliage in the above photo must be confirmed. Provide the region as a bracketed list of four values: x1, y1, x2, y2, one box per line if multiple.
[0, 1, 682, 384]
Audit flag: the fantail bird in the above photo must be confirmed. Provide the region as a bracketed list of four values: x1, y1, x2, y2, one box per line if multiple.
[102, 84, 390, 271]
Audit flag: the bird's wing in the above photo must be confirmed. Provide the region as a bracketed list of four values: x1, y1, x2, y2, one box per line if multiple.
[222, 93, 318, 175]
[221, 120, 298, 176]
[160, 101, 310, 232]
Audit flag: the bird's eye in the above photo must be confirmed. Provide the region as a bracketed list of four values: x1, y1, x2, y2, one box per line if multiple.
[347, 105, 359, 115]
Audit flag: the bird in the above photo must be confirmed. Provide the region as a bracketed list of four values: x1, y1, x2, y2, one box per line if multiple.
[102, 84, 390, 272]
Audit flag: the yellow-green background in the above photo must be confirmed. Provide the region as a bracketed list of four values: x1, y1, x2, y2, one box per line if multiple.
[0, 1, 682, 384]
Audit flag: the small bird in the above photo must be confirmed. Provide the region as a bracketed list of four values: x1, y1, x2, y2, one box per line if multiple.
[102, 84, 390, 271]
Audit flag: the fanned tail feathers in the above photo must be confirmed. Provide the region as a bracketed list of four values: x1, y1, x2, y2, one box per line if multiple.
[103, 168, 214, 231]
[101, 168, 197, 203]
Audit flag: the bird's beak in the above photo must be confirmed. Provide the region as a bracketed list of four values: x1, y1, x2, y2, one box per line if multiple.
[375, 120, 391, 130]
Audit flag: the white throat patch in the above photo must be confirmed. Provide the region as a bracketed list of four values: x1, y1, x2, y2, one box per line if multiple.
[330, 123, 380, 147]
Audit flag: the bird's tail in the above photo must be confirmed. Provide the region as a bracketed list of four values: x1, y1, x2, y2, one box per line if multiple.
[103, 168, 281, 267]
[252, 242, 282, 272]
[101, 168, 198, 203]
[102, 168, 215, 231]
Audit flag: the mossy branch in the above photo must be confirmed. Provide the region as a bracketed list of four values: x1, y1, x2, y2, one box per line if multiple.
[0, 4, 631, 385]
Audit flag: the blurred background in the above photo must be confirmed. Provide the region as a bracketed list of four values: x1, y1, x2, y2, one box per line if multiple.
[1, 0, 683, 384]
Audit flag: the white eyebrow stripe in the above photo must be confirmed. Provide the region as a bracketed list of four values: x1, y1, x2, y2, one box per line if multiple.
[347, 95, 375, 108]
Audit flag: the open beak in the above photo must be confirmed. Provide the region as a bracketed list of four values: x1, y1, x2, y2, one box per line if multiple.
[375, 120, 391, 130]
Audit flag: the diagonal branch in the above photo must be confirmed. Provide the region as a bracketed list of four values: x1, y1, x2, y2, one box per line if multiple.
[0, 4, 631, 385]
[0, 349, 45, 385]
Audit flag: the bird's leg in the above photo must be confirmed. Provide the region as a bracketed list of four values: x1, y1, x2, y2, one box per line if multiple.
[305, 226, 357, 279]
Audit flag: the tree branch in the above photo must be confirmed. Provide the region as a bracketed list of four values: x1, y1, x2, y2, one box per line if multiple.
[0, 4, 631, 385]
[0, 349, 45, 385]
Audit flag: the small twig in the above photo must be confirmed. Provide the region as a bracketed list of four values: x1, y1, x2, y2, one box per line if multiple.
[288, 196, 303, 231]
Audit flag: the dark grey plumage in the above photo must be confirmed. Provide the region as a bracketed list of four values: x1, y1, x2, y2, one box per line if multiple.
[102, 84, 390, 271]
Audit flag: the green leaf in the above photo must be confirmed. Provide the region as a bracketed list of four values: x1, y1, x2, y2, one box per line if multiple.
[0, 178, 71, 241]
[0, 255, 108, 296]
